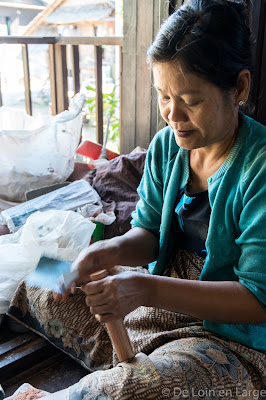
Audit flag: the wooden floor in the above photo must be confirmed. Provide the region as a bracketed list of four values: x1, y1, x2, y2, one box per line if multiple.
[0, 315, 89, 397]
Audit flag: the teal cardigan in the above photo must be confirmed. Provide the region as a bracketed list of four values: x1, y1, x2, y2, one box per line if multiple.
[131, 114, 266, 353]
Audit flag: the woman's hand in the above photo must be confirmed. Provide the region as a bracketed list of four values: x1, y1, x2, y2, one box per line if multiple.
[81, 270, 148, 323]
[53, 227, 158, 302]
[72, 238, 120, 281]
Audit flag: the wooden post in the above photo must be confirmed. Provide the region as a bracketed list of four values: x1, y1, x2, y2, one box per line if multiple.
[0, 73, 2, 107]
[121, 0, 137, 154]
[121, 0, 170, 154]
[48, 44, 57, 116]
[249, 0, 265, 123]
[94, 45, 103, 145]
[22, 44, 32, 115]
[119, 45, 123, 152]
[71, 45, 80, 95]
[55, 44, 68, 113]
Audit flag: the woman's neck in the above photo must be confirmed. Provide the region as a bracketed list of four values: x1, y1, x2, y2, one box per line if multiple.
[188, 124, 239, 192]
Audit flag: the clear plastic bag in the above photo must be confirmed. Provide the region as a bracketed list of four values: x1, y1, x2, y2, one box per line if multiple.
[0, 210, 95, 314]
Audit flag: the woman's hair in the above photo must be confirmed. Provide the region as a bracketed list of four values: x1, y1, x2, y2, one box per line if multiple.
[147, 0, 254, 91]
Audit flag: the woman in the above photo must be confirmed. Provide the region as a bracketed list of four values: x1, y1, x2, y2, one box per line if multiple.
[61, 0, 266, 397]
[9, 0, 266, 398]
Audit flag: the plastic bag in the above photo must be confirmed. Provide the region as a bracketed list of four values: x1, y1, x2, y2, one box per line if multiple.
[0, 93, 85, 202]
[0, 210, 95, 314]
[0, 179, 100, 233]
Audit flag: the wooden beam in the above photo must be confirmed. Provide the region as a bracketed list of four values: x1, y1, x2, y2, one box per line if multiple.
[56, 37, 123, 46]
[0, 332, 37, 357]
[0, 73, 2, 107]
[119, 45, 123, 152]
[0, 37, 56, 45]
[155, 0, 169, 134]
[71, 45, 80, 95]
[24, 0, 65, 36]
[150, 0, 169, 144]
[0, 37, 123, 46]
[257, 12, 266, 125]
[0, 335, 53, 382]
[94, 45, 103, 145]
[121, 0, 137, 154]
[48, 44, 57, 115]
[55, 44, 68, 113]
[22, 44, 32, 116]
[135, 0, 154, 150]
[249, 0, 265, 120]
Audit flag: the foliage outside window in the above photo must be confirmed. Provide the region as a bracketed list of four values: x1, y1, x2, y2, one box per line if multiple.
[85, 85, 120, 152]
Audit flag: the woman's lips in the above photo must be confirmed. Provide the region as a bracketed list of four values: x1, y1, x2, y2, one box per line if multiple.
[173, 129, 194, 138]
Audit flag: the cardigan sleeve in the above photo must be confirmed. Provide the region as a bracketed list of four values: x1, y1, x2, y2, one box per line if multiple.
[234, 149, 266, 308]
[131, 132, 165, 236]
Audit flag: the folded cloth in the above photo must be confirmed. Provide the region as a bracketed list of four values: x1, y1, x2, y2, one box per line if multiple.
[5, 383, 49, 399]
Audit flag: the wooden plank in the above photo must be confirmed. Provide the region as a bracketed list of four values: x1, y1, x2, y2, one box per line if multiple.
[119, 45, 123, 152]
[94, 45, 103, 145]
[249, 0, 265, 120]
[0, 37, 56, 45]
[257, 10, 266, 125]
[0, 37, 123, 46]
[120, 0, 137, 154]
[71, 45, 80, 95]
[150, 0, 169, 142]
[3, 353, 88, 397]
[0, 336, 56, 382]
[2, 352, 67, 395]
[57, 37, 123, 46]
[135, 0, 154, 150]
[22, 44, 32, 116]
[24, 0, 65, 35]
[49, 44, 57, 115]
[0, 73, 2, 107]
[157, 0, 170, 133]
[55, 44, 68, 112]
[0, 332, 37, 357]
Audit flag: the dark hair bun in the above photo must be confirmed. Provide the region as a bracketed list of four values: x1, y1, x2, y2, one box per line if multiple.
[147, 0, 253, 90]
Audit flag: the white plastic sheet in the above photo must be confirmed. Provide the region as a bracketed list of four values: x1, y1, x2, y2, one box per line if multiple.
[0, 209, 95, 314]
[0, 93, 85, 202]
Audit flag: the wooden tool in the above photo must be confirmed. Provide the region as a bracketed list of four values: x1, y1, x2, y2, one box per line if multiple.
[90, 270, 135, 362]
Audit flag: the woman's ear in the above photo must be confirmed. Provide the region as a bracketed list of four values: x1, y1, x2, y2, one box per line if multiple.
[235, 69, 251, 106]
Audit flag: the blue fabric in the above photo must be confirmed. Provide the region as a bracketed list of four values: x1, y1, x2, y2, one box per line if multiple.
[131, 114, 266, 353]
[174, 188, 210, 258]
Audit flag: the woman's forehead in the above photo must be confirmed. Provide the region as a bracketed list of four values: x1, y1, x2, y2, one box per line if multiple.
[152, 61, 210, 94]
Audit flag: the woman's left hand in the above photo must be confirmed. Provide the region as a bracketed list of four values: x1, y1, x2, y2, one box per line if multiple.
[81, 271, 147, 323]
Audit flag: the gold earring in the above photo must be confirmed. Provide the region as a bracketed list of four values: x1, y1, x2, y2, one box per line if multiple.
[239, 100, 245, 106]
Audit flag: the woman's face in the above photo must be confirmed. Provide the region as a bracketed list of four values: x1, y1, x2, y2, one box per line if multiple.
[153, 61, 239, 150]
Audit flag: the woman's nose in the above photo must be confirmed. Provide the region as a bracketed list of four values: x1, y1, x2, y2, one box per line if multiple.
[168, 103, 187, 123]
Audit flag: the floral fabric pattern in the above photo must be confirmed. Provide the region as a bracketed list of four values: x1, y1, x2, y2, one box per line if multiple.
[7, 249, 266, 399]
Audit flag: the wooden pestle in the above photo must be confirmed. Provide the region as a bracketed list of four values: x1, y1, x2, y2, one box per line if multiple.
[90, 269, 135, 362]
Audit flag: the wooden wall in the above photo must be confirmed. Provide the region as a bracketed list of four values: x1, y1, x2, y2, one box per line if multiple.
[249, 0, 266, 125]
[120, 0, 266, 154]
[120, 0, 169, 154]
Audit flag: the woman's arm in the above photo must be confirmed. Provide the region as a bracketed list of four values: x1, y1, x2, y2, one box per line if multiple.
[144, 275, 266, 324]
[83, 272, 266, 324]
[73, 227, 159, 281]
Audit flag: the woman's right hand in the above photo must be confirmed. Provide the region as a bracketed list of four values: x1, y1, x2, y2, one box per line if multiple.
[71, 237, 120, 283]
[54, 227, 159, 301]
[53, 237, 120, 301]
